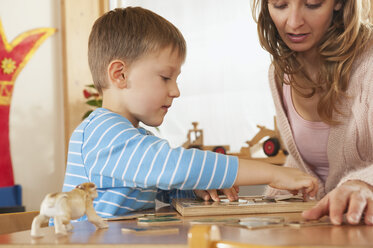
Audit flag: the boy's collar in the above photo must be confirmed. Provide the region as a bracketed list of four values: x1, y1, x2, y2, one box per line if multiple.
[98, 108, 151, 135]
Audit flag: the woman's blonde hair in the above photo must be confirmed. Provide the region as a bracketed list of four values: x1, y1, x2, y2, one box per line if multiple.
[252, 0, 373, 124]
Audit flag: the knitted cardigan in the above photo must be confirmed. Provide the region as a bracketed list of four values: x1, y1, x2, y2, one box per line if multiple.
[266, 40, 373, 199]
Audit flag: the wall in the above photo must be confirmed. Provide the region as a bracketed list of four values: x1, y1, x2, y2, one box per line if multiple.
[0, 0, 65, 210]
[115, 0, 275, 154]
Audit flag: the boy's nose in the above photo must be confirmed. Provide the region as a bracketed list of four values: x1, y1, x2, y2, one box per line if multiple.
[169, 82, 180, 98]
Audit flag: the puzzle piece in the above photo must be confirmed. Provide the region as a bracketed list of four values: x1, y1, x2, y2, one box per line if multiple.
[189, 217, 240, 225]
[286, 219, 332, 228]
[228, 216, 285, 230]
[137, 216, 182, 226]
[121, 226, 179, 235]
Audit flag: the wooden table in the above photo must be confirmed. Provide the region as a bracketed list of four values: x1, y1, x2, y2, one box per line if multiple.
[0, 206, 372, 247]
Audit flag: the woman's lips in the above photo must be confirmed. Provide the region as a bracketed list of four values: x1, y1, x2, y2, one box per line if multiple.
[287, 33, 309, 43]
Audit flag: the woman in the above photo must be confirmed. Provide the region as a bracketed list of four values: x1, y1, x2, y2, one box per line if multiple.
[252, 0, 373, 225]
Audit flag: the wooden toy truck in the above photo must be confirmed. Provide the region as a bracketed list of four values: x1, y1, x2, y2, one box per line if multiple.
[182, 117, 287, 165]
[228, 117, 287, 165]
[182, 122, 230, 154]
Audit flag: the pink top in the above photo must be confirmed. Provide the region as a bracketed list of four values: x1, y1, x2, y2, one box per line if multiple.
[266, 41, 373, 198]
[282, 83, 330, 182]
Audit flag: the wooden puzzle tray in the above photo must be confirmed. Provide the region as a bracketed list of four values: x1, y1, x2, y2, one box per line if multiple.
[172, 195, 317, 217]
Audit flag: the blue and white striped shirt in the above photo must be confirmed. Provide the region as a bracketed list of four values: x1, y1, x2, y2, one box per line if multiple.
[62, 108, 238, 219]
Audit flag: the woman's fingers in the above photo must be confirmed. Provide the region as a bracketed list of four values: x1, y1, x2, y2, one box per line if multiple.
[328, 188, 349, 225]
[346, 191, 367, 224]
[302, 195, 329, 220]
[364, 199, 373, 225]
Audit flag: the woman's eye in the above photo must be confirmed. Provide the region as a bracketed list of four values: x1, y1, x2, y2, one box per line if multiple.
[273, 4, 287, 9]
[306, 3, 322, 9]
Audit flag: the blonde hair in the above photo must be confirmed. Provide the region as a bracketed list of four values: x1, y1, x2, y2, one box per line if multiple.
[88, 7, 186, 94]
[252, 0, 373, 124]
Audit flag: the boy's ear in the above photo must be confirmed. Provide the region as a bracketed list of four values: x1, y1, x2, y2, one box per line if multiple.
[107, 60, 127, 89]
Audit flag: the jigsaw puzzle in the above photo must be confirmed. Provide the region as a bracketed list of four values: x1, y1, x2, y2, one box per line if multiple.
[172, 195, 316, 217]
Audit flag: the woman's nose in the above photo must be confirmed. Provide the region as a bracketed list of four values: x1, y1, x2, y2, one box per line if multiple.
[286, 7, 305, 30]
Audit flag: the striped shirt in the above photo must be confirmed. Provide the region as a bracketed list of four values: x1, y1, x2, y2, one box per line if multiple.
[62, 108, 238, 219]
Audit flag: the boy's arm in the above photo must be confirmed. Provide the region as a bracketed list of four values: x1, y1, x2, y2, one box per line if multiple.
[190, 159, 318, 202]
[84, 128, 239, 191]
[235, 159, 318, 197]
[80, 112, 316, 196]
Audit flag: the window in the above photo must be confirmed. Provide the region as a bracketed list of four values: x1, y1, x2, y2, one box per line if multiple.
[112, 0, 274, 152]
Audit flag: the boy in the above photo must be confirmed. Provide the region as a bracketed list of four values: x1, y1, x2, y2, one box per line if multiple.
[63, 7, 317, 219]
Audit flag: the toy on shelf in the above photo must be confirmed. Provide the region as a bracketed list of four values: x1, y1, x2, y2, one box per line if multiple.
[182, 117, 287, 165]
[182, 122, 230, 154]
[229, 117, 287, 165]
[31, 182, 108, 237]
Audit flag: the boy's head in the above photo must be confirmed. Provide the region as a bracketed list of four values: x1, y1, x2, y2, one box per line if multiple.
[88, 7, 186, 95]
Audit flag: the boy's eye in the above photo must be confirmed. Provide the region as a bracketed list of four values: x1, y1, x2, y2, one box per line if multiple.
[161, 76, 170, 81]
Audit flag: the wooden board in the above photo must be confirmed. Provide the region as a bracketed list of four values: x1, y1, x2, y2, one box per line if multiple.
[172, 195, 317, 217]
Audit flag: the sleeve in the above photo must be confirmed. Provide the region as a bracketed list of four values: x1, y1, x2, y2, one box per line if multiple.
[82, 114, 239, 191]
[338, 166, 373, 188]
[337, 57, 373, 188]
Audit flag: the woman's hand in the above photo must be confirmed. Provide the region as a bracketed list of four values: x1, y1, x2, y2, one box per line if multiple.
[269, 166, 318, 198]
[302, 180, 373, 225]
[194, 186, 239, 202]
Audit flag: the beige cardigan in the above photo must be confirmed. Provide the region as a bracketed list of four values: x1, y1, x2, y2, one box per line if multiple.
[266, 41, 373, 199]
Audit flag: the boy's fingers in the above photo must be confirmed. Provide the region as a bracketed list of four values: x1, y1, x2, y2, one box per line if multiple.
[290, 190, 298, 195]
[309, 178, 318, 196]
[222, 189, 232, 201]
[234, 186, 240, 193]
[232, 187, 239, 200]
[208, 189, 220, 202]
[223, 188, 238, 201]
[194, 190, 210, 201]
[301, 177, 318, 197]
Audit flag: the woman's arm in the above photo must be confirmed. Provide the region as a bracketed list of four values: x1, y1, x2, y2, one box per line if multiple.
[303, 49, 373, 225]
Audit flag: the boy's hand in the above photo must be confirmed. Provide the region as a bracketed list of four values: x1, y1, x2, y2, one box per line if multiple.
[269, 167, 318, 198]
[194, 186, 239, 202]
